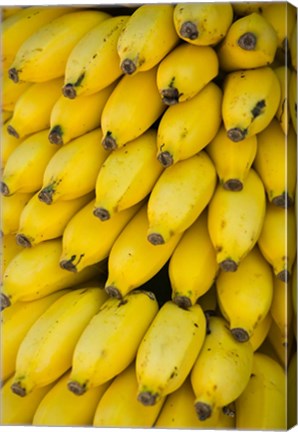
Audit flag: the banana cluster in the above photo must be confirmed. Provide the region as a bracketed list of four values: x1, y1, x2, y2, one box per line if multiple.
[0, 2, 297, 429]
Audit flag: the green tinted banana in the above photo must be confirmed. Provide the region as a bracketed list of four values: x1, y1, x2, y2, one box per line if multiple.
[289, 69, 297, 133]
[1, 192, 33, 235]
[1, 74, 31, 112]
[274, 65, 291, 134]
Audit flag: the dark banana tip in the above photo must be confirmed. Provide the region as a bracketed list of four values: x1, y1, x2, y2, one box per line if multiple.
[238, 32, 257, 50]
[16, 233, 32, 248]
[102, 133, 117, 151]
[105, 285, 122, 299]
[11, 382, 27, 397]
[157, 151, 173, 167]
[172, 295, 192, 309]
[219, 259, 238, 272]
[272, 193, 293, 208]
[137, 391, 158, 406]
[161, 87, 180, 105]
[195, 401, 212, 421]
[8, 67, 19, 83]
[121, 58, 137, 75]
[67, 380, 87, 396]
[0, 293, 11, 310]
[180, 21, 199, 40]
[277, 269, 290, 283]
[0, 181, 10, 196]
[48, 130, 63, 145]
[93, 207, 111, 221]
[38, 189, 53, 205]
[62, 84, 77, 99]
[230, 327, 250, 342]
[223, 178, 243, 192]
[227, 128, 247, 142]
[147, 233, 165, 246]
[7, 124, 19, 138]
[59, 259, 77, 273]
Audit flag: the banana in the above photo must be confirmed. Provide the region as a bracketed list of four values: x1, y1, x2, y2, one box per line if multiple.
[156, 43, 219, 105]
[270, 275, 293, 346]
[101, 66, 165, 150]
[11, 286, 108, 396]
[206, 124, 257, 191]
[258, 202, 296, 282]
[0, 129, 58, 196]
[156, 82, 222, 166]
[93, 362, 165, 427]
[1, 74, 31, 112]
[289, 69, 297, 133]
[6, 78, 64, 139]
[249, 313, 272, 352]
[1, 192, 33, 235]
[197, 283, 218, 314]
[48, 83, 115, 145]
[147, 151, 217, 245]
[104, 204, 182, 299]
[38, 129, 109, 205]
[60, 199, 141, 272]
[290, 20, 297, 70]
[173, 3, 233, 46]
[232, 2, 269, 16]
[1, 234, 23, 284]
[63, 15, 129, 98]
[33, 370, 110, 426]
[217, 12, 278, 72]
[8, 10, 110, 83]
[253, 120, 296, 207]
[2, 110, 12, 123]
[288, 351, 297, 428]
[1, 6, 25, 20]
[235, 352, 286, 430]
[93, 129, 163, 221]
[0, 238, 102, 309]
[136, 301, 206, 406]
[68, 290, 159, 394]
[1, 120, 22, 169]
[168, 210, 219, 309]
[268, 314, 294, 367]
[216, 246, 274, 342]
[207, 168, 266, 272]
[190, 315, 254, 421]
[222, 66, 281, 142]
[16, 191, 94, 248]
[274, 65, 291, 135]
[117, 4, 178, 75]
[292, 259, 297, 319]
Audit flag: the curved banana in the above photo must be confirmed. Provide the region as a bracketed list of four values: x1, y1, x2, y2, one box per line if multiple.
[290, 21, 297, 71]
[270, 275, 293, 346]
[206, 124, 257, 191]
[147, 151, 217, 245]
[232, 2, 269, 16]
[288, 351, 297, 428]
[249, 312, 272, 352]
[68, 290, 159, 394]
[274, 65, 291, 134]
[289, 69, 297, 133]
[222, 66, 281, 142]
[190, 315, 254, 421]
[268, 317, 294, 367]
[1, 74, 31, 112]
[1, 234, 23, 285]
[2, 6, 25, 20]
[94, 129, 163, 221]
[1, 192, 33, 235]
[207, 168, 266, 272]
[117, 4, 178, 75]
[156, 82, 222, 166]
[1, 120, 22, 170]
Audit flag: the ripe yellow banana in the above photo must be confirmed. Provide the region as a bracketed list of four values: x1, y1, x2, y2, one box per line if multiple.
[117, 4, 178, 75]
[216, 246, 274, 342]
[232, 2, 269, 16]
[217, 12, 278, 71]
[235, 352, 286, 430]
[68, 290, 159, 394]
[287, 351, 297, 428]
[290, 20, 297, 70]
[63, 15, 129, 98]
[38, 129, 108, 205]
[190, 315, 254, 421]
[268, 317, 294, 367]
[1, 129, 58, 196]
[8, 10, 110, 83]
[136, 301, 206, 406]
[48, 83, 115, 145]
[93, 362, 165, 427]
[60, 199, 141, 272]
[147, 151, 217, 245]
[1, 74, 31, 112]
[173, 3, 233, 46]
[249, 312, 272, 352]
[261, 2, 296, 51]
[289, 69, 297, 133]
[1, 192, 33, 235]
[1, 6, 25, 20]
[1, 120, 22, 170]
[156, 43, 218, 105]
[207, 168, 266, 272]
[274, 65, 291, 134]
[222, 66, 281, 142]
[104, 204, 182, 299]
[93, 129, 163, 221]
[6, 78, 64, 139]
[270, 275, 293, 347]
[206, 124, 257, 191]
[1, 234, 23, 283]
[156, 82, 222, 166]
[169, 210, 219, 309]
[292, 259, 297, 318]
[101, 66, 165, 150]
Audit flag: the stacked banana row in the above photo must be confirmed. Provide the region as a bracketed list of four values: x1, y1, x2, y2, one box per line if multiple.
[0, 2, 297, 429]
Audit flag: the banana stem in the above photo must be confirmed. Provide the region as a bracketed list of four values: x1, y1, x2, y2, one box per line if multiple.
[179, 21, 199, 40]
[238, 32, 257, 51]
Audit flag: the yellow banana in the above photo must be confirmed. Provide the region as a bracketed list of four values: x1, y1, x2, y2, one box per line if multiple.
[261, 2, 296, 51]
[1, 74, 31, 112]
[270, 275, 293, 345]
[136, 301, 206, 406]
[249, 312, 272, 352]
[287, 351, 297, 428]
[63, 15, 129, 98]
[93, 362, 165, 427]
[38, 129, 108, 205]
[290, 20, 297, 70]
[0, 129, 58, 196]
[207, 168, 266, 272]
[197, 283, 218, 314]
[1, 110, 12, 123]
[217, 12, 278, 71]
[292, 259, 297, 318]
[60, 199, 141, 272]
[222, 66, 281, 142]
[104, 204, 182, 299]
[101, 66, 165, 150]
[6, 78, 64, 139]
[206, 124, 257, 191]
[48, 83, 115, 145]
[232, 2, 269, 16]
[117, 4, 178, 75]
[93, 129, 163, 221]
[68, 290, 159, 394]
[216, 246, 274, 342]
[8, 10, 110, 83]
[16, 191, 93, 248]
[258, 202, 296, 282]
[1, 192, 33, 235]
[33, 370, 109, 426]
[289, 69, 297, 133]
[1, 234, 23, 284]
[169, 210, 219, 309]
[156, 82, 222, 166]
[156, 43, 218, 105]
[274, 65, 291, 134]
[1, 6, 25, 20]
[1, 120, 22, 170]
[0, 238, 102, 309]
[147, 151, 217, 245]
[190, 315, 254, 421]
[235, 352, 286, 430]
[268, 316, 294, 367]
[173, 3, 233, 46]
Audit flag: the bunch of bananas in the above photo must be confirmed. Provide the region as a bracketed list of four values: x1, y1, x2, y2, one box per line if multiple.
[0, 2, 297, 429]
